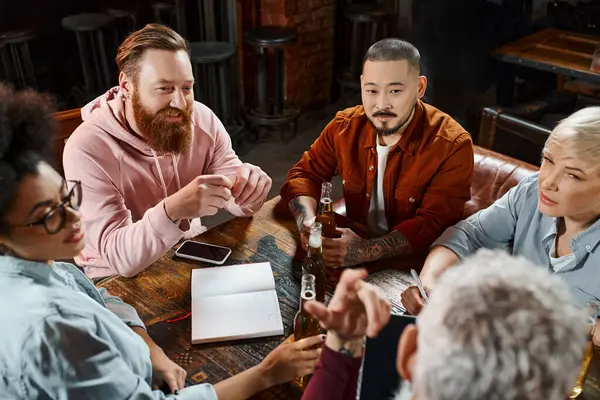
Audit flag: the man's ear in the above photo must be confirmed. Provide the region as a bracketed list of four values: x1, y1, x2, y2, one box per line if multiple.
[416, 76, 427, 99]
[119, 71, 132, 100]
[397, 324, 418, 382]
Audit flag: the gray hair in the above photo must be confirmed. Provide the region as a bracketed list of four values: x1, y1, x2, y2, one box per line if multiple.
[414, 249, 587, 400]
[544, 106, 600, 162]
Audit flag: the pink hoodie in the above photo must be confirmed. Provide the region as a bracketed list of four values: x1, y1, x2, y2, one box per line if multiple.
[63, 87, 261, 279]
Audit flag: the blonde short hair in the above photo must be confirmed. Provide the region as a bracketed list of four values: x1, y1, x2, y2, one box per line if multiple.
[544, 106, 600, 161]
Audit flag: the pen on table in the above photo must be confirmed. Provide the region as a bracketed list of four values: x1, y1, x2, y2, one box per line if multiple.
[411, 269, 429, 303]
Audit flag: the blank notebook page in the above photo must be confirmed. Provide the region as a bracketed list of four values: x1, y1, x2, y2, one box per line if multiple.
[191, 262, 283, 344]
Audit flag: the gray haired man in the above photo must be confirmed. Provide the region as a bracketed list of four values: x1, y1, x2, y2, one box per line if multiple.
[302, 250, 588, 400]
[395, 249, 587, 400]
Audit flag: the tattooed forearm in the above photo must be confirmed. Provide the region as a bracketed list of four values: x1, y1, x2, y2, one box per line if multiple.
[289, 196, 309, 229]
[344, 230, 412, 265]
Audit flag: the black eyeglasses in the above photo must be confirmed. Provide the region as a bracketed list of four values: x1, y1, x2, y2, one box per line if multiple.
[19, 180, 82, 235]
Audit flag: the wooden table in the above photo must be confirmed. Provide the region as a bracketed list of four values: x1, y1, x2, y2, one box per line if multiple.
[493, 28, 600, 83]
[98, 197, 413, 399]
[98, 196, 600, 399]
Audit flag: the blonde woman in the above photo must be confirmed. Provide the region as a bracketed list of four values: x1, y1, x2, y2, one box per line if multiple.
[403, 107, 600, 323]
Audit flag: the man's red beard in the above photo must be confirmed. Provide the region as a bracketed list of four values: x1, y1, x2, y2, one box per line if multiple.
[132, 90, 193, 154]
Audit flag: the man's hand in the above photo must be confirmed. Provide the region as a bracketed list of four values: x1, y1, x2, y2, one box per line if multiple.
[322, 227, 365, 267]
[164, 175, 233, 221]
[231, 163, 272, 208]
[299, 216, 316, 250]
[323, 229, 413, 268]
[400, 285, 429, 316]
[288, 196, 318, 249]
[259, 334, 325, 387]
[305, 269, 391, 342]
[150, 347, 187, 393]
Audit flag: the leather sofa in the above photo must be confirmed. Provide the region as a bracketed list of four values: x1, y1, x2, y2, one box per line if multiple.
[478, 106, 551, 166]
[333, 145, 538, 220]
[476, 93, 600, 166]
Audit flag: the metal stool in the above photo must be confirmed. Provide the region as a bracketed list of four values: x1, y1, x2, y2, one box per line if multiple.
[191, 0, 244, 144]
[337, 4, 392, 99]
[189, 42, 244, 140]
[0, 29, 37, 89]
[244, 26, 300, 142]
[107, 8, 138, 43]
[0, 43, 4, 82]
[62, 13, 115, 99]
[194, 0, 234, 42]
[152, 2, 179, 32]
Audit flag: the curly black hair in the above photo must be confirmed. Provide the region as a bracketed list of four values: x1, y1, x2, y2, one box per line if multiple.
[0, 83, 58, 234]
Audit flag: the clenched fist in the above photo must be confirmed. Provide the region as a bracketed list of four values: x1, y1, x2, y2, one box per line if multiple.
[164, 175, 233, 220]
[231, 163, 272, 209]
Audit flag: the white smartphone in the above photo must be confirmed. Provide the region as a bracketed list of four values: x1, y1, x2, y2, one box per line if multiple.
[174, 240, 232, 265]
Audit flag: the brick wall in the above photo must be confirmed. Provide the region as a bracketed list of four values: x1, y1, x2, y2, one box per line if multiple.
[260, 0, 336, 109]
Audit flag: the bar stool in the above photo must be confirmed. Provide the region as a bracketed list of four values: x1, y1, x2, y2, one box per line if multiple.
[152, 2, 178, 31]
[244, 26, 300, 142]
[62, 13, 115, 99]
[189, 41, 245, 146]
[192, 0, 245, 147]
[0, 43, 5, 82]
[0, 29, 37, 89]
[107, 8, 138, 43]
[338, 4, 392, 99]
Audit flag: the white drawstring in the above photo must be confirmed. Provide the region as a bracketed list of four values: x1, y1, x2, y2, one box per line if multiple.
[152, 150, 193, 229]
[150, 150, 183, 198]
[151, 149, 168, 199]
[171, 154, 182, 191]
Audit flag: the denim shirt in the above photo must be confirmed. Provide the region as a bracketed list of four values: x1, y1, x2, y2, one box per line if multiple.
[0, 256, 217, 399]
[434, 174, 600, 309]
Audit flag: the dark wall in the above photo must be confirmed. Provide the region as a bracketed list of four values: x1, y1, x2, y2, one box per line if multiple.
[0, 0, 155, 109]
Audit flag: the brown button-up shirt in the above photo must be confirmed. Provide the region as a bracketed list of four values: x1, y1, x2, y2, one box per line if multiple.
[280, 100, 474, 253]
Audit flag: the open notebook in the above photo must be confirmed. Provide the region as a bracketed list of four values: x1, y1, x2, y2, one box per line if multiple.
[191, 262, 284, 344]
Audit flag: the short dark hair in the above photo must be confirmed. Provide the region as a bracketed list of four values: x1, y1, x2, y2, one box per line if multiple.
[0, 84, 57, 234]
[115, 23, 190, 82]
[363, 38, 421, 74]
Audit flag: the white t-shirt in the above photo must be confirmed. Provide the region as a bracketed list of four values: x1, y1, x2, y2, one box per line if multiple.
[549, 237, 577, 273]
[367, 141, 392, 234]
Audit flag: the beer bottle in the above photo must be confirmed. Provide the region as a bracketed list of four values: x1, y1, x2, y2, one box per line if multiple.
[315, 182, 338, 238]
[293, 274, 322, 389]
[302, 222, 326, 303]
[570, 301, 600, 398]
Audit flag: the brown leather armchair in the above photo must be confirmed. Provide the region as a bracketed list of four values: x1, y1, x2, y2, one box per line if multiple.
[53, 108, 83, 176]
[477, 105, 554, 166]
[476, 92, 600, 166]
[464, 145, 537, 217]
[333, 146, 538, 220]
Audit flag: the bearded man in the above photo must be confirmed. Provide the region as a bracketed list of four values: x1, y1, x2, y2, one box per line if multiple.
[281, 38, 474, 268]
[63, 24, 271, 279]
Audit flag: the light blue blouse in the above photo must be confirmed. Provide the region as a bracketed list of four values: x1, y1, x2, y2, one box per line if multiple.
[434, 174, 600, 309]
[0, 256, 217, 399]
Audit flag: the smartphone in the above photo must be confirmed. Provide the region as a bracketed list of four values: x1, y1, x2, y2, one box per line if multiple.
[174, 240, 232, 265]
